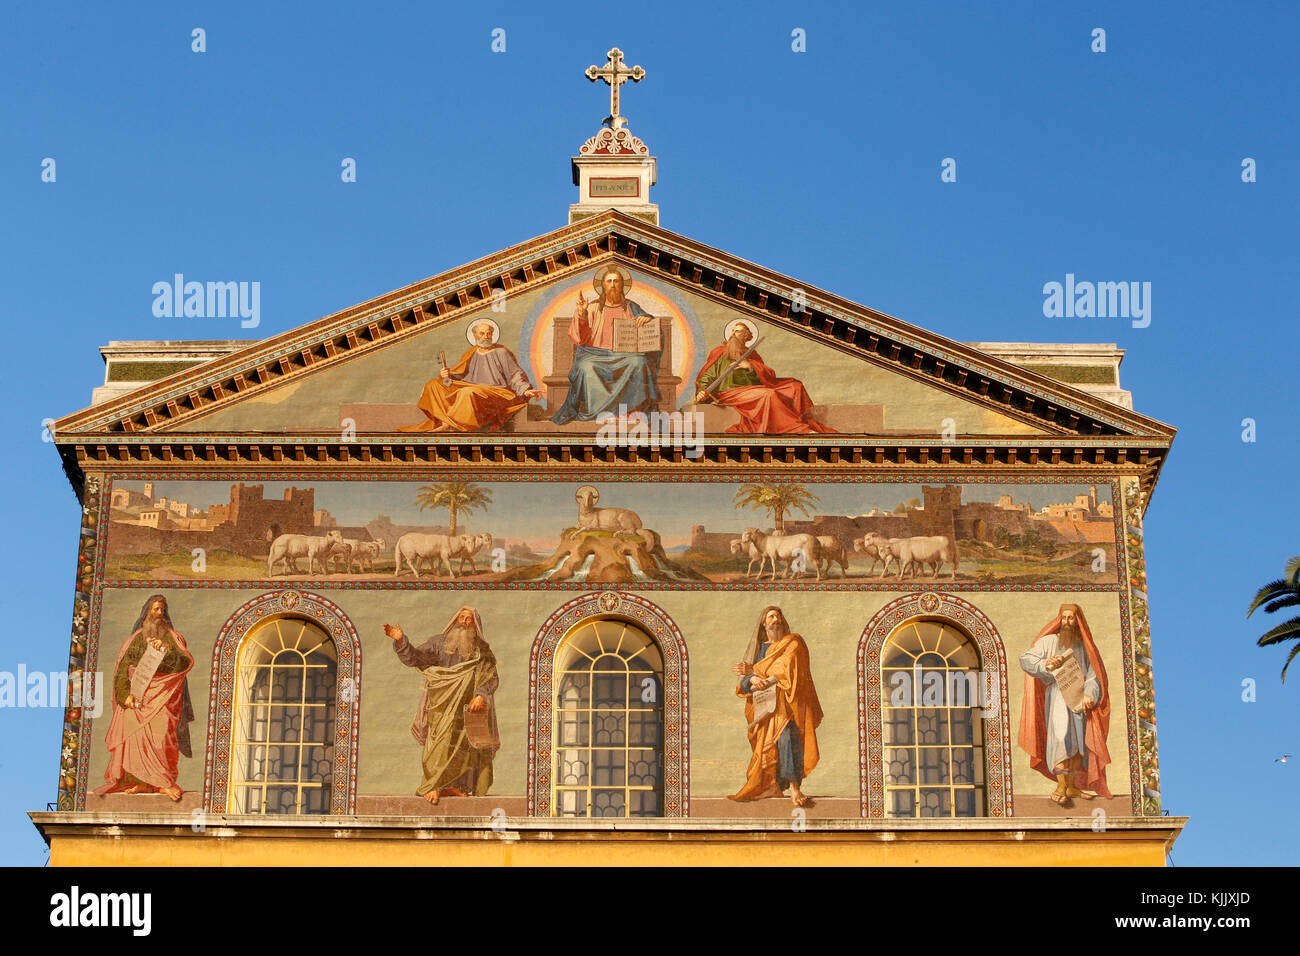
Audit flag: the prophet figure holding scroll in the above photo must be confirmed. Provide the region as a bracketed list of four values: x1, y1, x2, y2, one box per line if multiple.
[385, 606, 500, 804]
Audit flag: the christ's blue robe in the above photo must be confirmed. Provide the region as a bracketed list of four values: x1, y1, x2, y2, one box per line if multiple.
[550, 299, 661, 424]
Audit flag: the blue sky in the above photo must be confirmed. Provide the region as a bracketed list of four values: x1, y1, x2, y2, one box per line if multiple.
[2, 1, 1296, 865]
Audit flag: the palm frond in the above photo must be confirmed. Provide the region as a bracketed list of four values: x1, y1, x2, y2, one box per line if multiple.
[1282, 642, 1300, 683]
[1285, 555, 1300, 587]
[1264, 595, 1300, 615]
[1247, 579, 1292, 617]
[1255, 615, 1300, 648]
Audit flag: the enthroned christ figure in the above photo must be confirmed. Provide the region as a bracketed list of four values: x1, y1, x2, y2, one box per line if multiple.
[549, 265, 661, 424]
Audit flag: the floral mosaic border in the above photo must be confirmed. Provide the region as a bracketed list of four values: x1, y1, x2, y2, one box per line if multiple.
[1123, 478, 1159, 814]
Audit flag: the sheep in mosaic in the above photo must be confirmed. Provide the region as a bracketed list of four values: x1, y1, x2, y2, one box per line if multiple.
[452, 532, 495, 574]
[573, 485, 643, 537]
[740, 527, 822, 582]
[394, 532, 461, 578]
[267, 530, 345, 576]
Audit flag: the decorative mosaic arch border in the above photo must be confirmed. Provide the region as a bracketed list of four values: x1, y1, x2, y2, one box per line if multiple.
[202, 589, 362, 814]
[857, 592, 1014, 818]
[526, 591, 689, 817]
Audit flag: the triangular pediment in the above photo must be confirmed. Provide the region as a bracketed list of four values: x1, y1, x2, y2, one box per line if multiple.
[54, 212, 1175, 447]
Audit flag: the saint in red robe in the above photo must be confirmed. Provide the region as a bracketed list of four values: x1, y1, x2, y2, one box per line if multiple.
[696, 343, 836, 434]
[1018, 604, 1112, 798]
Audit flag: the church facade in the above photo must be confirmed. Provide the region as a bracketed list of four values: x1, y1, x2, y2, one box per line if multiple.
[34, 50, 1182, 866]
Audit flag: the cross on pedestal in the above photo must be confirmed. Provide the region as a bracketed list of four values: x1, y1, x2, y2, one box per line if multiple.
[585, 47, 645, 130]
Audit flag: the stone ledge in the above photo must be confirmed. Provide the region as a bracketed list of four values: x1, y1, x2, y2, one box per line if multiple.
[31, 811, 1187, 837]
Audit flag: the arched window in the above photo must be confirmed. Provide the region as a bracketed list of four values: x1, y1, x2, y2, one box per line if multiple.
[880, 618, 986, 818]
[205, 590, 361, 815]
[553, 618, 664, 817]
[527, 591, 689, 817]
[860, 594, 1013, 817]
[229, 616, 337, 814]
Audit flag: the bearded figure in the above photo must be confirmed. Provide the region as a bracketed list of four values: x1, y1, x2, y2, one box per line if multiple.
[401, 319, 542, 433]
[549, 265, 661, 424]
[95, 594, 195, 801]
[728, 606, 823, 807]
[384, 606, 500, 805]
[1019, 603, 1112, 807]
[693, 321, 836, 434]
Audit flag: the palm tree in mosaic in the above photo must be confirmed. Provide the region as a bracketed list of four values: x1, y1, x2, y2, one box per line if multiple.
[414, 481, 493, 536]
[1247, 555, 1300, 682]
[732, 483, 820, 534]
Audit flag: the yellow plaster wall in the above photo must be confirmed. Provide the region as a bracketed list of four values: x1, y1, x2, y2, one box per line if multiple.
[47, 831, 1172, 867]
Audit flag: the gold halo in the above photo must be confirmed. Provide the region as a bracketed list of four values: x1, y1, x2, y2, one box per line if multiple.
[724, 318, 759, 344]
[591, 265, 633, 294]
[465, 317, 501, 346]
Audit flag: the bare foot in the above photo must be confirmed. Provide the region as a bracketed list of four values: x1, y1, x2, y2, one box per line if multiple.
[423, 790, 440, 805]
[161, 785, 183, 802]
[755, 783, 783, 800]
[123, 783, 153, 795]
[790, 785, 811, 808]
[440, 786, 468, 799]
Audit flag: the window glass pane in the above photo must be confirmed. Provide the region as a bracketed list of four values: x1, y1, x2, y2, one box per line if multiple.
[630, 790, 660, 816]
[557, 672, 590, 708]
[951, 747, 975, 785]
[558, 750, 588, 787]
[887, 789, 916, 817]
[592, 710, 626, 745]
[918, 788, 951, 818]
[265, 785, 298, 815]
[885, 747, 915, 785]
[300, 786, 329, 815]
[556, 790, 586, 817]
[627, 749, 660, 788]
[951, 710, 975, 745]
[883, 708, 913, 745]
[880, 619, 988, 819]
[627, 709, 659, 746]
[551, 618, 664, 818]
[916, 708, 948, 745]
[593, 674, 627, 708]
[557, 713, 590, 747]
[592, 750, 626, 786]
[918, 748, 950, 785]
[591, 789, 626, 817]
[231, 617, 336, 816]
[947, 642, 979, 669]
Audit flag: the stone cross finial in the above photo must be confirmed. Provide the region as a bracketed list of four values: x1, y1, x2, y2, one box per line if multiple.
[585, 47, 645, 130]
